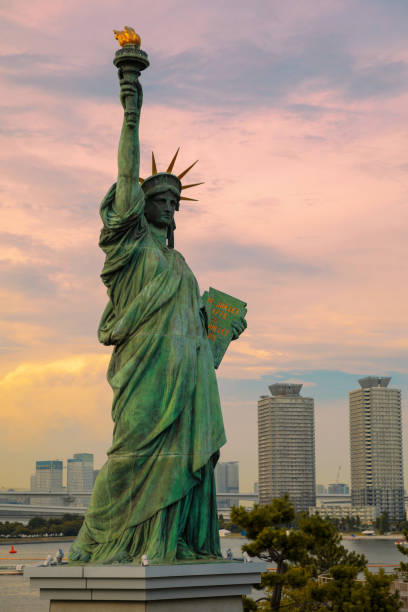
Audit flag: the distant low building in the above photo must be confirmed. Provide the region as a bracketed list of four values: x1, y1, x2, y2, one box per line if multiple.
[215, 461, 239, 509]
[316, 484, 327, 494]
[309, 504, 378, 524]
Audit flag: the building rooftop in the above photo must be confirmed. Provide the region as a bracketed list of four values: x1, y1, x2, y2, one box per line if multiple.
[268, 383, 303, 396]
[358, 376, 391, 389]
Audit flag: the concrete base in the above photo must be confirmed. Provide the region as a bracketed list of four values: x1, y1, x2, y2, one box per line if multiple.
[25, 562, 265, 612]
[49, 597, 242, 611]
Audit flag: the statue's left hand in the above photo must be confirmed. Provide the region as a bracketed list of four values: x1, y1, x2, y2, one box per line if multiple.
[231, 316, 247, 340]
[118, 71, 143, 114]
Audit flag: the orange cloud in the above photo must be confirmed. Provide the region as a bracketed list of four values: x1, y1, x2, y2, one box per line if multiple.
[0, 354, 112, 488]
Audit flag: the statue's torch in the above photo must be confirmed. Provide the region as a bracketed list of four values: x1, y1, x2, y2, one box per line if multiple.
[113, 27, 149, 128]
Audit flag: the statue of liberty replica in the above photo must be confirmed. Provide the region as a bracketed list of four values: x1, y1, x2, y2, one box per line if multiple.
[69, 28, 246, 565]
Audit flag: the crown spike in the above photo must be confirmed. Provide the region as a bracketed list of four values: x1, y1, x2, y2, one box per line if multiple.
[178, 160, 198, 180]
[166, 148, 180, 173]
[152, 152, 158, 175]
[180, 196, 198, 201]
[181, 182, 204, 190]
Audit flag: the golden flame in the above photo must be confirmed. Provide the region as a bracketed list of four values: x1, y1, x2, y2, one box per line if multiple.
[113, 26, 141, 48]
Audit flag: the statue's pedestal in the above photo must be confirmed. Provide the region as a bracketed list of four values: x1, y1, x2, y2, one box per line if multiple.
[25, 561, 266, 611]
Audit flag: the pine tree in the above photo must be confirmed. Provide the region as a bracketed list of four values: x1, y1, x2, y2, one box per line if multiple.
[232, 497, 401, 611]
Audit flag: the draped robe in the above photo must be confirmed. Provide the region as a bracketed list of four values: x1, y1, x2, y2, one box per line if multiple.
[69, 185, 226, 564]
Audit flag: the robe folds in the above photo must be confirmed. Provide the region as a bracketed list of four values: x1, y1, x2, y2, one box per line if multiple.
[69, 185, 226, 564]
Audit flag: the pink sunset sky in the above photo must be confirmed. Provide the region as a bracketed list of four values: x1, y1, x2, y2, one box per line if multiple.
[1, 0, 408, 492]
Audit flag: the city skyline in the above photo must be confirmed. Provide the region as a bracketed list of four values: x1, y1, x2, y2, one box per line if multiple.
[29, 453, 94, 492]
[2, 371, 408, 495]
[1, 1, 408, 492]
[2, 371, 408, 494]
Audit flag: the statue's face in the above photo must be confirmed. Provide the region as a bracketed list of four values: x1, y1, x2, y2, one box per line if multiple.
[144, 190, 178, 227]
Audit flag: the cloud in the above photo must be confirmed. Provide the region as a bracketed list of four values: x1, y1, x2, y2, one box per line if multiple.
[0, 53, 51, 68]
[0, 231, 52, 254]
[1, 0, 408, 491]
[0, 354, 112, 487]
[0, 354, 107, 388]
[2, 1, 408, 110]
[5, 42, 403, 110]
[0, 53, 116, 102]
[0, 261, 57, 295]
[189, 239, 327, 275]
[345, 60, 408, 99]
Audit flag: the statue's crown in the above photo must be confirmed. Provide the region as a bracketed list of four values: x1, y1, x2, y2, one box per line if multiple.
[139, 149, 203, 208]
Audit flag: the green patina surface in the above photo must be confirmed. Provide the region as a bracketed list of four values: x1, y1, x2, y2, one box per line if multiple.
[68, 39, 245, 565]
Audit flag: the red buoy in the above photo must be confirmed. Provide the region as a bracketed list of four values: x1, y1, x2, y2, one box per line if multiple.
[9, 545, 17, 554]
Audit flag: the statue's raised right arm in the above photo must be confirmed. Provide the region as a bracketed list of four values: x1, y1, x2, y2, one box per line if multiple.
[115, 71, 143, 217]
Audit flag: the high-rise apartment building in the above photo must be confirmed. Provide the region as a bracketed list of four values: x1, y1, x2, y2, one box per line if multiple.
[350, 376, 404, 520]
[67, 453, 94, 493]
[258, 383, 316, 512]
[73, 453, 94, 491]
[31, 460, 63, 492]
[67, 459, 83, 492]
[215, 461, 239, 508]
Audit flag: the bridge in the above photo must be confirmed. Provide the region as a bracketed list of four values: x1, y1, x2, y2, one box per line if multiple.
[0, 503, 87, 522]
[0, 491, 258, 502]
[0, 491, 259, 522]
[0, 492, 364, 522]
[0, 491, 353, 502]
[0, 491, 92, 501]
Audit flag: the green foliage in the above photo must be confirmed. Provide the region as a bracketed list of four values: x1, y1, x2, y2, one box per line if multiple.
[397, 529, 408, 579]
[232, 497, 309, 610]
[0, 515, 84, 537]
[323, 564, 362, 610]
[218, 513, 241, 533]
[375, 511, 391, 534]
[27, 517, 47, 530]
[243, 594, 259, 611]
[350, 569, 401, 611]
[283, 566, 401, 611]
[394, 513, 408, 533]
[233, 498, 400, 611]
[299, 514, 366, 575]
